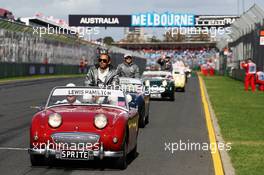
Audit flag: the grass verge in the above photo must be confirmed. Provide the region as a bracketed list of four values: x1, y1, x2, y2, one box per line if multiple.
[202, 75, 264, 175]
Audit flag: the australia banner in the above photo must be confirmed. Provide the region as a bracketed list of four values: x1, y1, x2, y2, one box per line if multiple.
[69, 13, 238, 28]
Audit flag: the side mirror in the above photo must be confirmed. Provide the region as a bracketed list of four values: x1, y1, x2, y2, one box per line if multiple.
[126, 94, 137, 109]
[30, 106, 44, 111]
[126, 94, 132, 103]
[129, 102, 137, 109]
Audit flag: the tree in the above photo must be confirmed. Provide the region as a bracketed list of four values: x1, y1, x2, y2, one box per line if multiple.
[150, 36, 161, 42]
[103, 36, 114, 45]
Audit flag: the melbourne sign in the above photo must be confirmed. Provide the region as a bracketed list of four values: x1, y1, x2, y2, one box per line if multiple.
[69, 13, 238, 28]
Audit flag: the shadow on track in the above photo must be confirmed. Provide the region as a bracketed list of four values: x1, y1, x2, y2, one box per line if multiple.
[31, 152, 139, 171]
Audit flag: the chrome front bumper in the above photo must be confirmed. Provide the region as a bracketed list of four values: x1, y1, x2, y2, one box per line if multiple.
[175, 81, 185, 88]
[28, 144, 123, 160]
[29, 132, 123, 160]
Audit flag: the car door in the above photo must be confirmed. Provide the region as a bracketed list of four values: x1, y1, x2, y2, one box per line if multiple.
[127, 107, 139, 152]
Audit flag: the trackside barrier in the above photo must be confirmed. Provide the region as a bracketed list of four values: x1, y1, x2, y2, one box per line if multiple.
[0, 58, 147, 78]
[230, 69, 245, 81]
[0, 62, 86, 78]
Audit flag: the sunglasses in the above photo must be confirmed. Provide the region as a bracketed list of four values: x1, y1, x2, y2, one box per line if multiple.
[98, 58, 109, 63]
[125, 57, 132, 60]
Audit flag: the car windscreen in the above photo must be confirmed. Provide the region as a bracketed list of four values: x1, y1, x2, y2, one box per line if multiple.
[47, 87, 127, 108]
[143, 72, 172, 79]
[119, 78, 143, 93]
[143, 74, 167, 78]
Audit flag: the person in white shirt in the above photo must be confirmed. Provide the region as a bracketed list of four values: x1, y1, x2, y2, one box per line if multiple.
[55, 83, 81, 105]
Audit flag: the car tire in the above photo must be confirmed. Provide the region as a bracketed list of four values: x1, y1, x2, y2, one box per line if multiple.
[170, 94, 175, 101]
[130, 144, 137, 159]
[145, 113, 149, 125]
[139, 104, 146, 128]
[116, 134, 128, 170]
[145, 104, 150, 125]
[30, 155, 47, 166]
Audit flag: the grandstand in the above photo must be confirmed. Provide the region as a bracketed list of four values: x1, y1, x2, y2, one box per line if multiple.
[0, 18, 87, 45]
[20, 16, 78, 38]
[113, 41, 216, 50]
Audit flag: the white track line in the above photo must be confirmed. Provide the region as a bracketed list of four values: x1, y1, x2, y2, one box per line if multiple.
[0, 147, 28, 151]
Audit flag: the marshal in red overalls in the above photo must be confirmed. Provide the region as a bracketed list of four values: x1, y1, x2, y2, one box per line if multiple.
[207, 61, 215, 76]
[241, 60, 256, 91]
[201, 64, 208, 76]
[256, 71, 264, 91]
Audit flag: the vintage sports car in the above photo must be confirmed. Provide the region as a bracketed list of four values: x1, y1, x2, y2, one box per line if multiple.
[184, 67, 192, 79]
[119, 77, 150, 128]
[172, 68, 186, 92]
[29, 86, 139, 169]
[142, 71, 175, 101]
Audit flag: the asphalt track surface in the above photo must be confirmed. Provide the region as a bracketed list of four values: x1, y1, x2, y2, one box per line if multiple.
[0, 75, 214, 175]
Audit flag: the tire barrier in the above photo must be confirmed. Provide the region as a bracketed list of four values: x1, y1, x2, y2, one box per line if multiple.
[229, 69, 245, 81]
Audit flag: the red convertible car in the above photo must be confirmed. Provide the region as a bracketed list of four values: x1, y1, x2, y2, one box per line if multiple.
[29, 86, 139, 169]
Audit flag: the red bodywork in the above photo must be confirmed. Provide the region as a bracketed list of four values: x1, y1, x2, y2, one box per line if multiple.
[30, 105, 139, 154]
[256, 72, 264, 91]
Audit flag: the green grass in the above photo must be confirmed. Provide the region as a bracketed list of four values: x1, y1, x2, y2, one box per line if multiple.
[0, 74, 85, 84]
[229, 144, 264, 175]
[202, 75, 264, 175]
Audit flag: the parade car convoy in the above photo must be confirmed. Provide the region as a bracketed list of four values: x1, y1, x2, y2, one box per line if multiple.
[142, 71, 175, 101]
[29, 87, 139, 169]
[28, 63, 191, 169]
[119, 77, 150, 128]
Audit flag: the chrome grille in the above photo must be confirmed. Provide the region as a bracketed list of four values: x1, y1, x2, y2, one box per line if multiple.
[51, 132, 100, 145]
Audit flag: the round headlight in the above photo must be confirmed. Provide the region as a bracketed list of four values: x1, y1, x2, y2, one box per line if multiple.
[145, 80, 150, 86]
[162, 80, 167, 86]
[48, 113, 62, 128]
[94, 114, 108, 129]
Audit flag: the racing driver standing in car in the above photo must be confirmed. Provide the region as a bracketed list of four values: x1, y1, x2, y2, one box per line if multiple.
[157, 55, 173, 71]
[85, 52, 119, 87]
[116, 54, 140, 78]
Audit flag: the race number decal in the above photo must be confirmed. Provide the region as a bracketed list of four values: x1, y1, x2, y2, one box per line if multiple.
[52, 88, 124, 97]
[249, 64, 256, 74]
[259, 73, 264, 81]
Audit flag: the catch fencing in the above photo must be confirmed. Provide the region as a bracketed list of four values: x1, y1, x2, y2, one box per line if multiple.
[228, 4, 264, 79]
[0, 18, 147, 77]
